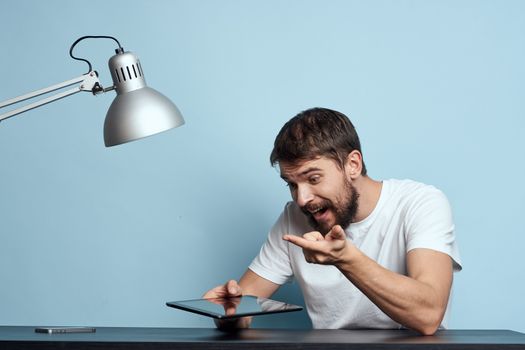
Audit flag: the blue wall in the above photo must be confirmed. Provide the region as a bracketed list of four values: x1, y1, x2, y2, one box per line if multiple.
[0, 0, 524, 331]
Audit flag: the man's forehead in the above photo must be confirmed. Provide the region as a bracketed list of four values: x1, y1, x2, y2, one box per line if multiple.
[279, 157, 335, 179]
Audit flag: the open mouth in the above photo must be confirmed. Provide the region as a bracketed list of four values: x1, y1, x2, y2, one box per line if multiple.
[301, 201, 333, 225]
[309, 206, 325, 214]
[309, 206, 329, 220]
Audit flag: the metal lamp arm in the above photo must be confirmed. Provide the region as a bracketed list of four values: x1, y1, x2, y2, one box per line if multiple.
[0, 71, 104, 122]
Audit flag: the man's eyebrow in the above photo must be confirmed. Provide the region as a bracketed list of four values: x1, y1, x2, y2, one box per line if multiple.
[280, 167, 322, 181]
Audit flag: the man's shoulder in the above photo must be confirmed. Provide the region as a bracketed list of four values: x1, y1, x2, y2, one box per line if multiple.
[382, 179, 452, 223]
[282, 201, 306, 220]
[283, 200, 300, 212]
[381, 179, 450, 214]
[385, 178, 446, 199]
[274, 201, 311, 232]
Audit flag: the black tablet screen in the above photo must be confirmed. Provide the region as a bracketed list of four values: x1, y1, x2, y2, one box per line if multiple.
[166, 295, 302, 319]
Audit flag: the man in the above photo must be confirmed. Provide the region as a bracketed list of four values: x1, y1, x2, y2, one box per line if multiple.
[204, 107, 461, 335]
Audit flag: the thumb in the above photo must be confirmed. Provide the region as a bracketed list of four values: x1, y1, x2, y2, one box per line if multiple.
[226, 280, 242, 296]
[326, 225, 346, 241]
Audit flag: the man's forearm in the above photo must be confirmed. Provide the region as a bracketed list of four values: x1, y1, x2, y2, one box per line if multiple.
[335, 246, 452, 335]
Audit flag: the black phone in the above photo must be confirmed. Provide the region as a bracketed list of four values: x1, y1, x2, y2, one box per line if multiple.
[34, 327, 96, 334]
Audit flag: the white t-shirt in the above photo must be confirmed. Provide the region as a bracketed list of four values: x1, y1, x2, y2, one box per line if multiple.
[249, 179, 462, 329]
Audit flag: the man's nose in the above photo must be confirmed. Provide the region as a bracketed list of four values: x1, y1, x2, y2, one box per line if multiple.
[295, 184, 314, 207]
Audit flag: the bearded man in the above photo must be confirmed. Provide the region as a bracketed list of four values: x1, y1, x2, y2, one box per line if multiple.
[204, 107, 462, 335]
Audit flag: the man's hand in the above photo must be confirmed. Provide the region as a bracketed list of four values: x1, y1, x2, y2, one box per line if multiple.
[283, 225, 352, 265]
[203, 280, 251, 331]
[203, 280, 243, 299]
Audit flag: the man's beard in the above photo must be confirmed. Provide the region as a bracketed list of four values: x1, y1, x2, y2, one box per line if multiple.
[301, 179, 359, 235]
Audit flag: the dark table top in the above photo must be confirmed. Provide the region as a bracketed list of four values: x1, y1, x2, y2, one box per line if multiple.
[1, 326, 525, 350]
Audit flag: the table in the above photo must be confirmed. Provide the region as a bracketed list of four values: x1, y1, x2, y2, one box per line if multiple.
[1, 326, 524, 349]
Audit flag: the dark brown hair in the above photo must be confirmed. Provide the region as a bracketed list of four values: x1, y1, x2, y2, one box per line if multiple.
[270, 107, 367, 175]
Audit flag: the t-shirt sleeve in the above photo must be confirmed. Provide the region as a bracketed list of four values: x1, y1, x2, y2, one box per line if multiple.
[405, 187, 462, 271]
[248, 204, 294, 285]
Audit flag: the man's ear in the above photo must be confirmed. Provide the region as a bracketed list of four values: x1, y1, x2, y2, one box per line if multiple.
[345, 150, 363, 179]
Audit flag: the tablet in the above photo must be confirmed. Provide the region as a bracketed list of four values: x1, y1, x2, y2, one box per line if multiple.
[166, 295, 303, 320]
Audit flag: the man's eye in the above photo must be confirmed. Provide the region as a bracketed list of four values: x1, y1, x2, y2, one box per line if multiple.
[309, 176, 321, 184]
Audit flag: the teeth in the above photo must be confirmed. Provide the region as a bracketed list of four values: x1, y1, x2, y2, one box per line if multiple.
[310, 207, 323, 214]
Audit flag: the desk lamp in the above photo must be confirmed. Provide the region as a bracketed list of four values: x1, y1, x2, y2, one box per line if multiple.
[0, 35, 185, 146]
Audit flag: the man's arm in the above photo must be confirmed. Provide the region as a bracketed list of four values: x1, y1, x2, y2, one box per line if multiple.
[239, 269, 281, 297]
[203, 269, 280, 300]
[338, 246, 452, 335]
[284, 225, 453, 335]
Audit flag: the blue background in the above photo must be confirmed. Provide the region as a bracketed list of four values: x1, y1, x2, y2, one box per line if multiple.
[0, 0, 524, 331]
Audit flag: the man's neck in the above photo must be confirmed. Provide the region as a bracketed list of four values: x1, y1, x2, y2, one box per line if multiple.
[353, 176, 383, 223]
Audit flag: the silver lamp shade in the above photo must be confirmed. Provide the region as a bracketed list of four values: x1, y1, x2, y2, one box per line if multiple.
[103, 51, 185, 147]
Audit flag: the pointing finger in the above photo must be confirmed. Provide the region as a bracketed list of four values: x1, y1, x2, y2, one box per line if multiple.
[283, 234, 314, 249]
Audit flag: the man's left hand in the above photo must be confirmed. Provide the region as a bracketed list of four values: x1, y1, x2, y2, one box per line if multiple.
[283, 225, 352, 265]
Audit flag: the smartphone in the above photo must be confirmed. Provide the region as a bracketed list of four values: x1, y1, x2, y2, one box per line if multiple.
[34, 327, 96, 334]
